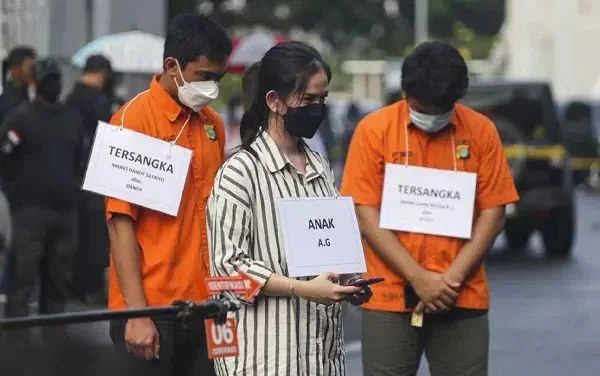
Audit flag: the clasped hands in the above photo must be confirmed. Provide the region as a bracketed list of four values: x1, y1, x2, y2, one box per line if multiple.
[412, 269, 462, 314]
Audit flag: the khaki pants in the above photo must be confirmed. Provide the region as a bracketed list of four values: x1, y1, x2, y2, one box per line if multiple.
[362, 309, 489, 376]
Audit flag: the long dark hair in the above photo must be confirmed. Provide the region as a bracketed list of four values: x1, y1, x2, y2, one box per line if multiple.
[239, 41, 332, 156]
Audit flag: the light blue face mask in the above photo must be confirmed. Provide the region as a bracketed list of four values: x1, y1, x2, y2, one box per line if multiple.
[409, 107, 453, 133]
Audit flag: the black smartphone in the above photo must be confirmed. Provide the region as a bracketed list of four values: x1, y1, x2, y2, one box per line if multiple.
[404, 285, 419, 309]
[351, 277, 385, 287]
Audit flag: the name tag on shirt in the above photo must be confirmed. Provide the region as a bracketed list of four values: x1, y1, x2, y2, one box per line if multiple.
[82, 121, 192, 216]
[380, 164, 477, 239]
[277, 196, 366, 277]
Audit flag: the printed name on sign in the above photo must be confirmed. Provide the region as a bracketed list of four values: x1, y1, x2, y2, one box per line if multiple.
[205, 317, 239, 359]
[277, 196, 366, 277]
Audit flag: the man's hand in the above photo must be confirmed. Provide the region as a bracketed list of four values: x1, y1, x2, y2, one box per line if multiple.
[410, 270, 461, 312]
[124, 318, 160, 360]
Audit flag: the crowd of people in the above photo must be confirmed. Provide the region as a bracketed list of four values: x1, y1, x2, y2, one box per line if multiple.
[0, 48, 117, 319]
[0, 11, 518, 376]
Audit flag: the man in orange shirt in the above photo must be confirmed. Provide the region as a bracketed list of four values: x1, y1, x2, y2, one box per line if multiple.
[341, 42, 519, 376]
[106, 13, 230, 375]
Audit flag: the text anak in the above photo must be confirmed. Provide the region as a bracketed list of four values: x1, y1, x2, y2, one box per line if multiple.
[308, 218, 335, 230]
[398, 184, 461, 200]
[109, 146, 174, 174]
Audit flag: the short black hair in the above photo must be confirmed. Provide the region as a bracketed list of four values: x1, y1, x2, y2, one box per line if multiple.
[401, 41, 469, 110]
[84, 54, 112, 73]
[163, 13, 232, 69]
[6, 46, 36, 68]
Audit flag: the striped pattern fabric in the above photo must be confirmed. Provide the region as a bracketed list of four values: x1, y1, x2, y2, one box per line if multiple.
[207, 131, 347, 376]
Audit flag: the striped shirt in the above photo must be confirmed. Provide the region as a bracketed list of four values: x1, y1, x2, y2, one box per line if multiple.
[207, 131, 347, 376]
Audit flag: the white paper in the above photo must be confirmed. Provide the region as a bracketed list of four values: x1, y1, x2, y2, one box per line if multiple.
[380, 164, 477, 239]
[277, 196, 366, 277]
[82, 121, 192, 216]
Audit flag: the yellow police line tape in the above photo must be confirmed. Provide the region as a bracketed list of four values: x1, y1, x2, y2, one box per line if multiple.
[503, 144, 600, 170]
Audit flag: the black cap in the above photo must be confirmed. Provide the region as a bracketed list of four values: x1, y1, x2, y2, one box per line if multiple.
[34, 58, 61, 82]
[83, 54, 113, 73]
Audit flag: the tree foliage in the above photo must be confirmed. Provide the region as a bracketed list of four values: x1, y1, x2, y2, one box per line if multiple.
[169, 0, 505, 58]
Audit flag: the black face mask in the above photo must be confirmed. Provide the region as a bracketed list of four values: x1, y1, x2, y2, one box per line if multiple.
[283, 103, 326, 139]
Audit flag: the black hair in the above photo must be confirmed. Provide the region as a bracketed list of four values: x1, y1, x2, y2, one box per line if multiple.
[239, 41, 331, 156]
[401, 41, 469, 110]
[2, 46, 36, 85]
[242, 61, 261, 111]
[163, 13, 232, 69]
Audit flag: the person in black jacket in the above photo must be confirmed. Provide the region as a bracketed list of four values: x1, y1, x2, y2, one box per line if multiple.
[0, 47, 36, 307]
[65, 54, 113, 305]
[1, 58, 86, 319]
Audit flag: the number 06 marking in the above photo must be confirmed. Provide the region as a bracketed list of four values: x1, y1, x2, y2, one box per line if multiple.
[211, 319, 234, 345]
[205, 317, 239, 359]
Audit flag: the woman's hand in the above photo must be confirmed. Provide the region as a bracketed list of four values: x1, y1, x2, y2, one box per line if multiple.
[296, 272, 361, 305]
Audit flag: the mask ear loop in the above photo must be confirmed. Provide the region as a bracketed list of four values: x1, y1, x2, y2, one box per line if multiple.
[450, 130, 457, 172]
[112, 90, 149, 132]
[165, 113, 191, 159]
[404, 121, 410, 167]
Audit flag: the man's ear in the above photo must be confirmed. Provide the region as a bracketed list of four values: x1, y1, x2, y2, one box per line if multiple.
[164, 58, 179, 78]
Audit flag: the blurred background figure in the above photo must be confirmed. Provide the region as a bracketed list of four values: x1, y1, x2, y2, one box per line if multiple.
[0, 46, 36, 124]
[65, 54, 113, 306]
[1, 58, 86, 320]
[0, 45, 36, 317]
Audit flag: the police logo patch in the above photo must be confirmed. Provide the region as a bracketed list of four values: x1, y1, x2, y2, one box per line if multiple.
[204, 123, 217, 141]
[456, 144, 470, 159]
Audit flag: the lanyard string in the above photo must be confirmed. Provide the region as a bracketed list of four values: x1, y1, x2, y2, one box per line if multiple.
[116, 89, 191, 159]
[404, 121, 457, 171]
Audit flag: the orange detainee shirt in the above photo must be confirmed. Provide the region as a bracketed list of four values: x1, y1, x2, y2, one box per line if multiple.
[106, 76, 225, 310]
[340, 100, 519, 312]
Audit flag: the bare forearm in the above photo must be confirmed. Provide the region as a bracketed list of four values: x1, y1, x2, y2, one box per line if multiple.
[447, 207, 505, 283]
[356, 205, 423, 282]
[108, 215, 147, 308]
[262, 273, 308, 298]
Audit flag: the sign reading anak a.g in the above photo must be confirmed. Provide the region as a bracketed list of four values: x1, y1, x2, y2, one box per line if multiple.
[380, 164, 477, 239]
[82, 121, 192, 216]
[277, 196, 366, 277]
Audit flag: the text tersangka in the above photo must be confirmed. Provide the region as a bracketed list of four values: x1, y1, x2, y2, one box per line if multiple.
[109, 146, 174, 174]
[398, 184, 461, 200]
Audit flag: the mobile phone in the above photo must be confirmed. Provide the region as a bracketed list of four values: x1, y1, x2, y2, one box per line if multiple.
[351, 277, 385, 287]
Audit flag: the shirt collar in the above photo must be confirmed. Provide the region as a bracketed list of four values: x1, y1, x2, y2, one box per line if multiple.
[149, 75, 187, 123]
[252, 131, 326, 180]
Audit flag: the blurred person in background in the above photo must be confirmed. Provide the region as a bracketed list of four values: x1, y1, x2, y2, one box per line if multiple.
[105, 13, 230, 375]
[1, 58, 86, 321]
[341, 42, 519, 376]
[241, 60, 329, 156]
[0, 46, 36, 124]
[0, 46, 36, 310]
[66, 54, 113, 306]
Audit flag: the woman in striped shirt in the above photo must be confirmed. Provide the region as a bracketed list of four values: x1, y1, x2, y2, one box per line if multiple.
[207, 41, 371, 376]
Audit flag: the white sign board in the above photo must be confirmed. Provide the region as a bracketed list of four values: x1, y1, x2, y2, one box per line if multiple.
[277, 196, 366, 277]
[380, 164, 477, 239]
[82, 121, 192, 216]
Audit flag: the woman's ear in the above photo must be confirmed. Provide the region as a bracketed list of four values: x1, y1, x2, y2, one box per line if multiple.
[265, 90, 281, 113]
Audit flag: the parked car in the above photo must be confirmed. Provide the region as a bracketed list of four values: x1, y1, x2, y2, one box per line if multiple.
[461, 80, 575, 257]
[557, 99, 600, 190]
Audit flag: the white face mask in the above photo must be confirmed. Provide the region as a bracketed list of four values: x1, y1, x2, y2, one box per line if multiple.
[409, 107, 453, 133]
[173, 60, 219, 112]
